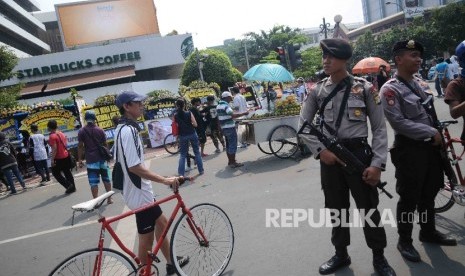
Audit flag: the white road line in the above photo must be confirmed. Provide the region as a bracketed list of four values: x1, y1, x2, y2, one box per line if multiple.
[0, 220, 96, 245]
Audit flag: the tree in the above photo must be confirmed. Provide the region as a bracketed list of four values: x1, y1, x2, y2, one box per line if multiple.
[181, 49, 237, 90]
[292, 46, 323, 79]
[0, 45, 21, 109]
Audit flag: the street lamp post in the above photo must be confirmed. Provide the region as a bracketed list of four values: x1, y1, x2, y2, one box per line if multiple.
[243, 40, 250, 70]
[386, 1, 403, 12]
[319, 17, 331, 39]
[195, 48, 205, 82]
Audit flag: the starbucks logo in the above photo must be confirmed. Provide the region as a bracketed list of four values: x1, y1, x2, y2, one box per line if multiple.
[181, 36, 194, 60]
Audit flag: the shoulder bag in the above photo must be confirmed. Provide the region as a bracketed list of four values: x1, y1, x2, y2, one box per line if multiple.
[56, 132, 76, 169]
[171, 114, 179, 136]
[83, 128, 112, 161]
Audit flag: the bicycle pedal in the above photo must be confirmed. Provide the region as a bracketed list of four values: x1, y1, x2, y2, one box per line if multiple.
[148, 253, 160, 263]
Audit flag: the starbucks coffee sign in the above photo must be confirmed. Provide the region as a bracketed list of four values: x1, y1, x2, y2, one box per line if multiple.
[16, 51, 141, 79]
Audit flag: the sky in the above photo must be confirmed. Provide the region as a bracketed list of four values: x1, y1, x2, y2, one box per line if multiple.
[35, 0, 365, 49]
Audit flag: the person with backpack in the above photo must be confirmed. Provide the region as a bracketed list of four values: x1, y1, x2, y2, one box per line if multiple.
[113, 91, 188, 274]
[77, 110, 113, 204]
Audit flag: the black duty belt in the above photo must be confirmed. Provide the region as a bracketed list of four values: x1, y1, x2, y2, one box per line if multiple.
[338, 137, 368, 147]
[394, 134, 431, 147]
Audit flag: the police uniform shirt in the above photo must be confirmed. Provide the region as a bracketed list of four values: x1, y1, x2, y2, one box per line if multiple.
[380, 75, 437, 140]
[299, 75, 387, 169]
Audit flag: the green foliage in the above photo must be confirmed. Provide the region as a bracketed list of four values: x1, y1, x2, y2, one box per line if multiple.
[231, 67, 243, 83]
[351, 1, 465, 67]
[56, 97, 75, 105]
[181, 49, 236, 90]
[293, 47, 323, 79]
[0, 45, 18, 82]
[146, 89, 177, 101]
[0, 45, 20, 108]
[0, 84, 22, 109]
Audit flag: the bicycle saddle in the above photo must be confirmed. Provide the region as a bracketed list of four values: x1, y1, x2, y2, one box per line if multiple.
[72, 191, 115, 212]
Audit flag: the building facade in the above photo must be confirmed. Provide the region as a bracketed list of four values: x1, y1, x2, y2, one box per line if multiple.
[0, 0, 50, 56]
[361, 0, 460, 24]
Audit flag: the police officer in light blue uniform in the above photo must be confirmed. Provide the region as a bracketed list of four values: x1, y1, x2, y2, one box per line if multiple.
[299, 38, 395, 276]
[380, 40, 457, 263]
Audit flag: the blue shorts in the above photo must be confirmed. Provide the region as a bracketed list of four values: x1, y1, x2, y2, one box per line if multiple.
[86, 161, 111, 186]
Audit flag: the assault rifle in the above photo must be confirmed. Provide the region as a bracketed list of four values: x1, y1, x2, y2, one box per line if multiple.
[421, 95, 459, 186]
[298, 121, 393, 198]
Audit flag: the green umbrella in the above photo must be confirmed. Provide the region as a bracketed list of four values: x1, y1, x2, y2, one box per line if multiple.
[243, 63, 295, 82]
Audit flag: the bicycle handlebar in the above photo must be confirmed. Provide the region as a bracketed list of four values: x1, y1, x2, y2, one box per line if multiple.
[439, 120, 458, 127]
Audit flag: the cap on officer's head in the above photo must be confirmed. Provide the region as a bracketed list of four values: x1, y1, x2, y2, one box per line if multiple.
[320, 38, 352, 60]
[115, 91, 147, 108]
[392, 40, 424, 55]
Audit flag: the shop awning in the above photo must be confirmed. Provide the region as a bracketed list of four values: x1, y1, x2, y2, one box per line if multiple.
[20, 66, 136, 96]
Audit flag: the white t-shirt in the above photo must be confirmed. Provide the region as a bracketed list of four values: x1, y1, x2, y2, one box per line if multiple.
[297, 84, 306, 102]
[115, 124, 154, 210]
[30, 133, 48, 161]
[233, 94, 248, 113]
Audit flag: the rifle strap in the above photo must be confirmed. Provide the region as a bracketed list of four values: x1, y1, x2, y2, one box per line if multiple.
[318, 76, 353, 136]
[396, 76, 436, 123]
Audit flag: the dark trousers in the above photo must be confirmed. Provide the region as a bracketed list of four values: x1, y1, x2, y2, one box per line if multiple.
[51, 157, 75, 189]
[390, 144, 442, 243]
[435, 78, 443, 96]
[34, 159, 50, 181]
[320, 162, 387, 251]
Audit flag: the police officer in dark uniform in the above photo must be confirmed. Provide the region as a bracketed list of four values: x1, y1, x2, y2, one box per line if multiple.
[299, 39, 395, 276]
[380, 40, 457, 263]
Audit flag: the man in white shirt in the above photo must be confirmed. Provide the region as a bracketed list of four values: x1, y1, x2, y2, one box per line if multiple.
[231, 87, 249, 148]
[296, 77, 306, 103]
[114, 91, 188, 275]
[29, 124, 50, 184]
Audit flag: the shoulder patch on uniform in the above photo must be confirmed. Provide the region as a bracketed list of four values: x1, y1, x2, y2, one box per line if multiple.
[369, 84, 381, 105]
[383, 89, 396, 106]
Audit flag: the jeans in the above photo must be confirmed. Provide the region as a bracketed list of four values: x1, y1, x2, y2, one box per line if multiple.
[178, 133, 204, 176]
[222, 127, 238, 154]
[2, 165, 26, 193]
[34, 159, 50, 181]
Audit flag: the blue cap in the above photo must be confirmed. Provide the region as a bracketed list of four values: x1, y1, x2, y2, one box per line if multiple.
[115, 91, 147, 108]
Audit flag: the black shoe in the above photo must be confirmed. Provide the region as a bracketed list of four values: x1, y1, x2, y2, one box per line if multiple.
[419, 230, 457, 246]
[373, 255, 396, 276]
[319, 254, 351, 275]
[397, 242, 421, 262]
[65, 185, 76, 194]
[166, 256, 189, 275]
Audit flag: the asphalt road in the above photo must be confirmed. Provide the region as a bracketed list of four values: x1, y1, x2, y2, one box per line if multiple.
[1, 90, 464, 276]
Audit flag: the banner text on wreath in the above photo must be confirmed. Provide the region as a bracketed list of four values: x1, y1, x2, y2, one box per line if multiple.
[19, 109, 75, 133]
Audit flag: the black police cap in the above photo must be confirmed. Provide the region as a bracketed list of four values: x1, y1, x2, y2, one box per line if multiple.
[320, 38, 353, 60]
[392, 40, 424, 55]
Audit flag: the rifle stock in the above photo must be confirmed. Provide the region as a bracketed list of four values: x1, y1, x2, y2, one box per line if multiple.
[299, 121, 393, 198]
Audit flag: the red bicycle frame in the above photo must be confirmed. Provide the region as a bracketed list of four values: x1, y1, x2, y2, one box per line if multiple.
[443, 125, 465, 186]
[92, 191, 209, 276]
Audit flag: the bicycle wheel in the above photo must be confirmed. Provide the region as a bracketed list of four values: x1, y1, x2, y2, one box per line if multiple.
[435, 181, 455, 213]
[164, 134, 180, 155]
[257, 142, 273, 154]
[49, 248, 136, 276]
[170, 203, 234, 276]
[268, 125, 298, 159]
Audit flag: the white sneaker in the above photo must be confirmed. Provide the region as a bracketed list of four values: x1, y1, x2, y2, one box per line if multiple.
[185, 166, 192, 172]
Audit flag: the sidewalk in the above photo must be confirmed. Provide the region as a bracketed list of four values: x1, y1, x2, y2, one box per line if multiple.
[0, 145, 168, 197]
